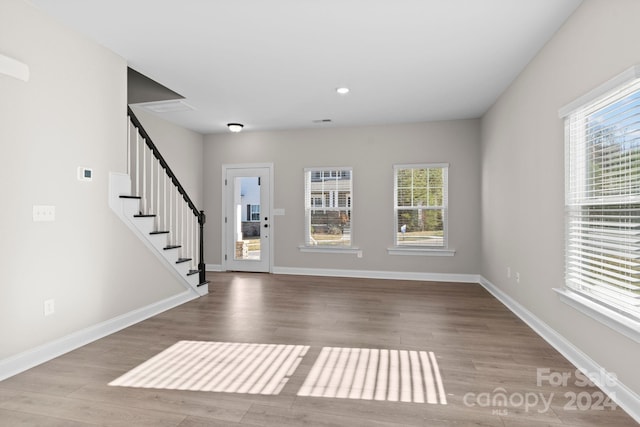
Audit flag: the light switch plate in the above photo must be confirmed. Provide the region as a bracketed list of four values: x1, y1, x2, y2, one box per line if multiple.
[33, 205, 55, 222]
[44, 299, 55, 316]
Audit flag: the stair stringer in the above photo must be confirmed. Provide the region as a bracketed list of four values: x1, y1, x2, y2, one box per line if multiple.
[109, 172, 208, 297]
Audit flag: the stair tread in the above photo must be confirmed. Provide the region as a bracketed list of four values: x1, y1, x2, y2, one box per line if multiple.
[187, 269, 200, 276]
[197, 280, 210, 287]
[119, 195, 141, 199]
[150, 230, 170, 235]
[134, 214, 156, 218]
[164, 245, 182, 250]
[176, 258, 192, 264]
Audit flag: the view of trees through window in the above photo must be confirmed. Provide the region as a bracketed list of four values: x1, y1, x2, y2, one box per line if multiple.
[395, 166, 447, 247]
[566, 78, 640, 320]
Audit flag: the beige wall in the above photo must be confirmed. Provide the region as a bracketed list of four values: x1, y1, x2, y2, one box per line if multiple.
[0, 0, 185, 359]
[481, 0, 640, 395]
[204, 120, 481, 275]
[130, 106, 205, 208]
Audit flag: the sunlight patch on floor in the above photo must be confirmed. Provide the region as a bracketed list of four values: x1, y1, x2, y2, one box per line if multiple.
[297, 347, 447, 404]
[109, 341, 309, 395]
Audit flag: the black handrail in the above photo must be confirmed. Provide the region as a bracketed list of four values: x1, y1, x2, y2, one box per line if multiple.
[127, 106, 207, 285]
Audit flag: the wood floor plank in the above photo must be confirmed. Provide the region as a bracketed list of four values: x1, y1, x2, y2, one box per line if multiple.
[241, 403, 409, 427]
[67, 383, 251, 423]
[0, 391, 186, 427]
[177, 415, 260, 427]
[0, 272, 635, 426]
[0, 409, 94, 427]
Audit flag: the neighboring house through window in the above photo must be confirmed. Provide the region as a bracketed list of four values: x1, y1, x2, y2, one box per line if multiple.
[240, 177, 260, 222]
[304, 167, 352, 247]
[248, 204, 260, 222]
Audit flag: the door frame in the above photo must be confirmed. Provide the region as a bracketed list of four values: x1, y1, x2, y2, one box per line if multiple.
[221, 163, 274, 273]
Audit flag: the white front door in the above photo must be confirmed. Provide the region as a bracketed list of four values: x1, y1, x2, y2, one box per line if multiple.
[224, 166, 271, 272]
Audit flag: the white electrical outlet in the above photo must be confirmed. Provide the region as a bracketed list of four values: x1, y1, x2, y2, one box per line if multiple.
[44, 299, 55, 316]
[33, 205, 55, 222]
[507, 267, 511, 279]
[515, 272, 521, 283]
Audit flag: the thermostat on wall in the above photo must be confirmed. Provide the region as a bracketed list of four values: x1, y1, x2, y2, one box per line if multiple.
[77, 167, 93, 182]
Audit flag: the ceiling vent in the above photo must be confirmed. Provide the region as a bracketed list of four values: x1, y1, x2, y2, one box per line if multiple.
[137, 99, 195, 113]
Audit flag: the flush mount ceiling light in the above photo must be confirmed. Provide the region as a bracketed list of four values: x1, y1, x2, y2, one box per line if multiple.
[336, 87, 350, 95]
[227, 123, 244, 132]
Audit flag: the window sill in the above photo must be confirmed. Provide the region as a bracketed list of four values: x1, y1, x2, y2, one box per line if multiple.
[298, 245, 361, 255]
[554, 288, 640, 344]
[387, 246, 456, 257]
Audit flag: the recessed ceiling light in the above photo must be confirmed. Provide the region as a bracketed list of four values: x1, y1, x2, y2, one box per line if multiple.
[227, 123, 244, 132]
[336, 87, 350, 95]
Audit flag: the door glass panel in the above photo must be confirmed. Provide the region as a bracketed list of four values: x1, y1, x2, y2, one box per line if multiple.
[234, 177, 261, 261]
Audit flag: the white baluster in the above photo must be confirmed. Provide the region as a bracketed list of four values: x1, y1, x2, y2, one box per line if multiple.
[187, 211, 191, 267]
[156, 160, 160, 225]
[149, 150, 154, 215]
[191, 218, 195, 270]
[127, 120, 131, 177]
[169, 183, 173, 242]
[135, 131, 140, 197]
[142, 140, 146, 213]
[181, 201, 185, 255]
[176, 191, 181, 254]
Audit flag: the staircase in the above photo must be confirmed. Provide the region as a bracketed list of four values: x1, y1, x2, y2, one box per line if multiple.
[108, 107, 208, 297]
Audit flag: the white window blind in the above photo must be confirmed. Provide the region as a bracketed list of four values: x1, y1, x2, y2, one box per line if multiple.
[394, 164, 448, 248]
[565, 76, 640, 321]
[304, 168, 352, 247]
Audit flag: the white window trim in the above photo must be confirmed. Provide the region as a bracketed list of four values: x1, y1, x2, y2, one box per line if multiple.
[393, 163, 451, 253]
[387, 246, 455, 257]
[298, 245, 361, 255]
[554, 288, 640, 344]
[558, 64, 640, 336]
[558, 65, 640, 118]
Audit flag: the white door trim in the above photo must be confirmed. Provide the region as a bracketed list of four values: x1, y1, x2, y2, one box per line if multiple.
[221, 163, 274, 273]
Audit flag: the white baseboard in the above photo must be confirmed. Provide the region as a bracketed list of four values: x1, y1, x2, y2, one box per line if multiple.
[0, 291, 197, 382]
[206, 264, 223, 272]
[273, 266, 481, 283]
[478, 276, 640, 423]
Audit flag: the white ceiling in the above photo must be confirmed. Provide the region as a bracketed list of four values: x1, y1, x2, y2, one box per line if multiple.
[29, 0, 582, 134]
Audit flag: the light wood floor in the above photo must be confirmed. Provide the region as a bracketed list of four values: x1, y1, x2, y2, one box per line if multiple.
[0, 273, 636, 426]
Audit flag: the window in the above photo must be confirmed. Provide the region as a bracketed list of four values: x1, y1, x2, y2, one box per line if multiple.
[394, 164, 448, 248]
[561, 67, 640, 337]
[248, 204, 260, 222]
[304, 168, 352, 247]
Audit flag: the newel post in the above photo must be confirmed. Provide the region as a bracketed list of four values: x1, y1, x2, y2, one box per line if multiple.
[199, 210, 206, 284]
